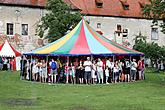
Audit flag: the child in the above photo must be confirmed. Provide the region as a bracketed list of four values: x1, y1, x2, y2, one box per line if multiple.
[32, 62, 39, 81]
[64, 62, 70, 83]
[71, 63, 76, 84]
[105, 66, 109, 84]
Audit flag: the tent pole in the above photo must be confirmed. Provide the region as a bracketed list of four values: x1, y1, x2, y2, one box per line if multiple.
[30, 55, 32, 81]
[113, 55, 115, 83]
[46, 55, 48, 82]
[91, 55, 93, 61]
[129, 55, 132, 82]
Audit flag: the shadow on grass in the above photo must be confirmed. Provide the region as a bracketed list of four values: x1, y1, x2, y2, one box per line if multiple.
[2, 98, 37, 106]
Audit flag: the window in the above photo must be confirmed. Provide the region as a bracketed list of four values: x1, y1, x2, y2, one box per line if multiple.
[22, 24, 28, 35]
[123, 5, 129, 10]
[151, 28, 158, 40]
[95, 0, 103, 8]
[7, 23, 14, 35]
[97, 23, 101, 28]
[117, 24, 122, 32]
[123, 29, 128, 38]
[115, 24, 122, 36]
[120, 1, 129, 10]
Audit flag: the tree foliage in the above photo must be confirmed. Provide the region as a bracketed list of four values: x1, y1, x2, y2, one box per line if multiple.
[133, 32, 165, 61]
[142, 0, 165, 34]
[37, 0, 82, 42]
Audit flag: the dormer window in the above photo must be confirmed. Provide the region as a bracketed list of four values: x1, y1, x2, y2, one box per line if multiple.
[95, 0, 103, 8]
[120, 0, 129, 10]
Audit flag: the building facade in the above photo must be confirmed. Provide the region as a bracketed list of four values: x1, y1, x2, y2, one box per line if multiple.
[0, 0, 46, 52]
[67, 0, 165, 47]
[0, 0, 164, 52]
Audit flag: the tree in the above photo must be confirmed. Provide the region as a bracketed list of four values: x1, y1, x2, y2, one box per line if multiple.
[142, 0, 165, 34]
[133, 32, 147, 55]
[37, 0, 81, 42]
[133, 32, 164, 61]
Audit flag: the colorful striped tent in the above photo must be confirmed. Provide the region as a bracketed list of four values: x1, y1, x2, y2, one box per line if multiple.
[26, 19, 143, 56]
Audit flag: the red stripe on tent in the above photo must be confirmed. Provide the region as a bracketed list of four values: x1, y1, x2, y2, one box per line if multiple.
[70, 22, 91, 54]
[0, 43, 4, 51]
[10, 44, 21, 57]
[87, 24, 127, 53]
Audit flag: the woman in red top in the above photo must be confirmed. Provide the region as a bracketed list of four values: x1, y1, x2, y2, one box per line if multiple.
[10, 58, 14, 71]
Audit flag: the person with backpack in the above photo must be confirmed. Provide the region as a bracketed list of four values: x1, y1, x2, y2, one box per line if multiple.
[50, 59, 57, 83]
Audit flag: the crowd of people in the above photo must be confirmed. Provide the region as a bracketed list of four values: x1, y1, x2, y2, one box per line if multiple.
[20, 56, 145, 84]
[0, 57, 15, 71]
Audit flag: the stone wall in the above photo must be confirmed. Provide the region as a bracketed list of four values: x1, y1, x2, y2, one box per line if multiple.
[84, 16, 165, 47]
[0, 5, 46, 52]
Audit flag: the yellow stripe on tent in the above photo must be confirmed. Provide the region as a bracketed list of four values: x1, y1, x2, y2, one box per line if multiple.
[36, 21, 82, 54]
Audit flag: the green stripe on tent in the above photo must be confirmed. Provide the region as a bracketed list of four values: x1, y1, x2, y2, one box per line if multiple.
[51, 22, 82, 54]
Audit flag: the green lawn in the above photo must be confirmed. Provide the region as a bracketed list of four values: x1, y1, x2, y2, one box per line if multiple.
[0, 69, 165, 110]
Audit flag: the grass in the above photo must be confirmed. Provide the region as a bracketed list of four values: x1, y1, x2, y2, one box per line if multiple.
[0, 68, 165, 110]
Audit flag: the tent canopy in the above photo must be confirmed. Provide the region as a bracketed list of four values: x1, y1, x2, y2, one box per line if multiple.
[25, 18, 144, 56]
[0, 40, 21, 57]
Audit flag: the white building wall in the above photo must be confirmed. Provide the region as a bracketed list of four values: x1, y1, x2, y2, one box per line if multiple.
[84, 16, 165, 47]
[0, 5, 46, 52]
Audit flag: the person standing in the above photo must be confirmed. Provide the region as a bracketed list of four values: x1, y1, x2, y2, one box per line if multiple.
[137, 58, 143, 80]
[50, 59, 57, 83]
[70, 63, 76, 84]
[96, 58, 104, 84]
[83, 57, 92, 84]
[141, 58, 145, 80]
[42, 60, 47, 83]
[118, 60, 123, 82]
[113, 61, 119, 83]
[0, 57, 3, 70]
[131, 59, 137, 82]
[3, 58, 8, 70]
[77, 60, 84, 84]
[105, 66, 109, 84]
[64, 61, 70, 84]
[91, 60, 97, 84]
[32, 61, 39, 81]
[124, 59, 131, 82]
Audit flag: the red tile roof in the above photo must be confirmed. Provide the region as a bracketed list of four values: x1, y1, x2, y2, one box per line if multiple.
[68, 0, 150, 18]
[0, 0, 46, 7]
[0, 0, 150, 18]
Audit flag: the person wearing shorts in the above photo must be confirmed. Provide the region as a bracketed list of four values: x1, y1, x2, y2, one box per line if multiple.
[71, 63, 76, 84]
[50, 59, 57, 83]
[42, 60, 47, 83]
[83, 57, 92, 84]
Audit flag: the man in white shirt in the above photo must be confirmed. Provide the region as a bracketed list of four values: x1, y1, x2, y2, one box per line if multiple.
[131, 59, 137, 81]
[97, 58, 103, 84]
[83, 57, 92, 84]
